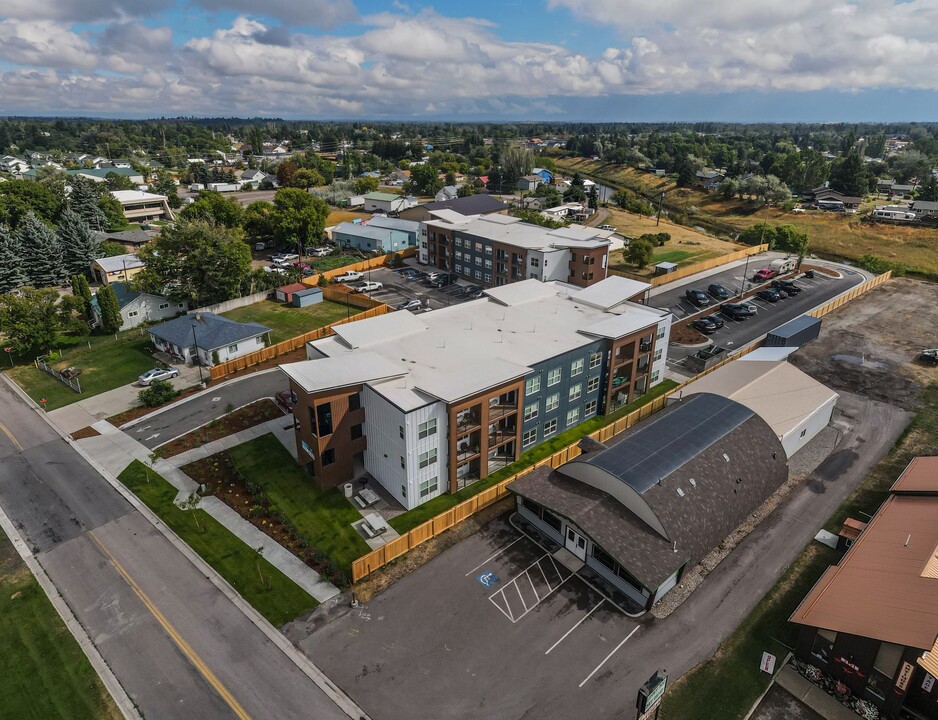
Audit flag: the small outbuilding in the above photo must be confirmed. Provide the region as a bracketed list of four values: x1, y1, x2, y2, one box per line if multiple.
[765, 315, 821, 348]
[654, 261, 678, 276]
[275, 283, 309, 303]
[291, 287, 323, 308]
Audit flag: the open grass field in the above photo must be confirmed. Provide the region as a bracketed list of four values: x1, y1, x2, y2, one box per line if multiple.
[118, 461, 317, 626]
[5, 329, 156, 411]
[0, 533, 120, 720]
[229, 434, 371, 573]
[326, 210, 371, 226]
[221, 298, 349, 344]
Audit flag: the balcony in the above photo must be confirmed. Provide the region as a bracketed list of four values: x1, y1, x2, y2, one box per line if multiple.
[488, 428, 516, 447]
[455, 409, 481, 435]
[613, 343, 635, 366]
[456, 431, 481, 462]
[639, 341, 652, 352]
[456, 457, 482, 490]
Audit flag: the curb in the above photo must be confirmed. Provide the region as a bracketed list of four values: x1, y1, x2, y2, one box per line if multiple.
[151, 395, 278, 451]
[0, 374, 370, 720]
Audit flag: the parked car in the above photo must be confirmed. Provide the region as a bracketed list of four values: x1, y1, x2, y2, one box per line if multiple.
[309, 246, 332, 257]
[334, 270, 364, 283]
[356, 281, 384, 293]
[720, 303, 749, 320]
[598, 224, 616, 231]
[138, 366, 179, 385]
[685, 288, 711, 307]
[738, 301, 758, 316]
[757, 289, 782, 303]
[691, 318, 718, 334]
[707, 283, 730, 300]
[263, 265, 287, 274]
[397, 268, 419, 278]
[396, 299, 423, 311]
[772, 279, 802, 295]
[293, 262, 311, 272]
[405, 270, 429, 281]
[276, 390, 296, 412]
[430, 274, 455, 288]
[752, 268, 777, 282]
[704, 313, 724, 329]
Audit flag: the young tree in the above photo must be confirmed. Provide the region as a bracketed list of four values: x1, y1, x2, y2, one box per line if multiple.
[353, 176, 379, 194]
[68, 176, 108, 230]
[104, 172, 137, 191]
[96, 284, 123, 334]
[180, 190, 244, 227]
[564, 173, 587, 202]
[0, 225, 26, 293]
[58, 208, 101, 278]
[70, 273, 94, 320]
[271, 188, 329, 255]
[16, 212, 64, 287]
[0, 287, 60, 355]
[625, 237, 654, 268]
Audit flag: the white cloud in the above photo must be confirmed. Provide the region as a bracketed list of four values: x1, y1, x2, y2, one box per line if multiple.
[192, 0, 357, 28]
[2, 0, 173, 22]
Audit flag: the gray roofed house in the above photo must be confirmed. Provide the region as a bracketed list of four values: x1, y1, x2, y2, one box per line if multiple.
[397, 193, 509, 222]
[146, 312, 271, 366]
[912, 199, 938, 217]
[91, 282, 185, 330]
[507, 392, 787, 612]
[96, 229, 157, 250]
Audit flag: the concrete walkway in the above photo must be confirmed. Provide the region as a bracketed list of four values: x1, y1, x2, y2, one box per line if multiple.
[775, 665, 862, 720]
[75, 420, 339, 603]
[163, 417, 291, 467]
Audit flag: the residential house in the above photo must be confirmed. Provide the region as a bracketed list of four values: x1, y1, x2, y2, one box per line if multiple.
[363, 192, 418, 214]
[398, 194, 508, 223]
[282, 277, 671, 507]
[147, 312, 271, 366]
[507, 393, 787, 612]
[420, 211, 612, 289]
[531, 167, 554, 183]
[92, 282, 185, 330]
[695, 169, 725, 190]
[434, 186, 459, 202]
[804, 187, 862, 210]
[789, 456, 938, 720]
[239, 169, 272, 188]
[911, 199, 938, 218]
[95, 229, 158, 251]
[517, 175, 541, 192]
[889, 184, 918, 198]
[68, 167, 145, 185]
[1, 156, 30, 174]
[110, 190, 174, 222]
[542, 202, 590, 222]
[90, 254, 145, 285]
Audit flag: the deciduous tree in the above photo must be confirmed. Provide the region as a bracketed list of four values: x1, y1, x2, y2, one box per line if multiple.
[0, 287, 60, 355]
[272, 188, 329, 255]
[625, 237, 654, 268]
[179, 190, 244, 227]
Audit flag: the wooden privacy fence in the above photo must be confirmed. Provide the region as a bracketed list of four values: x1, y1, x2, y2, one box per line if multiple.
[301, 246, 417, 289]
[612, 243, 769, 287]
[208, 304, 389, 381]
[348, 271, 890, 582]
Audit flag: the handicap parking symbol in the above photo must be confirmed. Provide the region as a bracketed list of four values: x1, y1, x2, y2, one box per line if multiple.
[477, 571, 499, 588]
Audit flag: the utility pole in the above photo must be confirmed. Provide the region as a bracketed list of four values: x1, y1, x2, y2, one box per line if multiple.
[656, 192, 665, 226]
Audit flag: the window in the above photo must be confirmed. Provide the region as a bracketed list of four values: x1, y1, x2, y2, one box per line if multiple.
[475, 256, 482, 266]
[545, 393, 560, 412]
[401, 484, 407, 498]
[547, 368, 561, 387]
[484, 273, 492, 283]
[592, 545, 616, 571]
[587, 376, 600, 393]
[585, 400, 597, 416]
[158, 303, 169, 310]
[475, 242, 483, 252]
[524, 403, 539, 422]
[399, 425, 404, 439]
[650, 370, 660, 383]
[400, 456, 406, 469]
[455, 250, 462, 260]
[542, 510, 562, 532]
[419, 448, 438, 468]
[525, 375, 541, 395]
[485, 245, 492, 255]
[455, 237, 463, 247]
[657, 325, 666, 339]
[419, 476, 438, 497]
[812, 629, 836, 663]
[321, 448, 335, 466]
[475, 270, 482, 280]
[455, 264, 464, 274]
[566, 408, 580, 426]
[589, 352, 602, 369]
[571, 358, 584, 376]
[522, 428, 537, 447]
[530, 257, 540, 267]
[315, 403, 333, 436]
[485, 259, 492, 269]
[127, 311, 139, 318]
[570, 252, 577, 262]
[544, 418, 558, 436]
[569, 383, 582, 402]
[418, 418, 437, 439]
[653, 348, 663, 361]
[228, 343, 239, 353]
[351, 424, 363, 440]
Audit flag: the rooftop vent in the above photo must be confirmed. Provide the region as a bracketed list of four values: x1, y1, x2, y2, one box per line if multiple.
[723, 453, 730, 462]
[689, 478, 697, 487]
[676, 488, 685, 498]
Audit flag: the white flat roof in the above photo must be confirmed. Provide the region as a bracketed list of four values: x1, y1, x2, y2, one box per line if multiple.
[281, 352, 407, 395]
[93, 253, 145, 273]
[331, 310, 427, 349]
[570, 275, 652, 309]
[110, 190, 167, 203]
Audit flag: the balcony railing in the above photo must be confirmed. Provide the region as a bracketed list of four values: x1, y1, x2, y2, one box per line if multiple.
[456, 416, 481, 435]
[488, 403, 518, 421]
[456, 446, 481, 463]
[639, 342, 652, 352]
[488, 429, 516, 447]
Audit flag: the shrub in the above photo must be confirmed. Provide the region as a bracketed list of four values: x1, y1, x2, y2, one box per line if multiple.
[138, 379, 179, 407]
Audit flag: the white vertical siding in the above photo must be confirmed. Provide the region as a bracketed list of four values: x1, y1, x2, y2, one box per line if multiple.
[650, 315, 672, 386]
[403, 402, 448, 507]
[361, 386, 410, 506]
[781, 395, 837, 458]
[540, 248, 569, 282]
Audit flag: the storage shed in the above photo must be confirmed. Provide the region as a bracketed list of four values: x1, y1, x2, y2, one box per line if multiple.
[765, 315, 821, 348]
[275, 283, 308, 303]
[292, 287, 323, 308]
[654, 261, 678, 276]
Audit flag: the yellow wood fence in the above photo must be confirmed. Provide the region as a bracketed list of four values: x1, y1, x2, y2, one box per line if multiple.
[612, 244, 769, 287]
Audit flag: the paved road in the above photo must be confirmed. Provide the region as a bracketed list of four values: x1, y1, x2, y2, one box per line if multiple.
[0, 379, 352, 720]
[296, 391, 910, 720]
[663, 268, 867, 371]
[128, 369, 288, 449]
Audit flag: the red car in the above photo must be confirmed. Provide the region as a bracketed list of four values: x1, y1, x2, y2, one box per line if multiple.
[752, 268, 777, 282]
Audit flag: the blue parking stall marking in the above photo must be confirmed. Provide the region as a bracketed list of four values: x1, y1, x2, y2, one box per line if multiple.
[477, 571, 500, 588]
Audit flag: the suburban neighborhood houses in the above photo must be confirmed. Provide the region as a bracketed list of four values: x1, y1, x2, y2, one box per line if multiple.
[2, 80, 938, 720]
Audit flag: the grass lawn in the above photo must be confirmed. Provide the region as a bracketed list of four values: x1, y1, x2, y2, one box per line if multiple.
[118, 461, 317, 626]
[5, 329, 157, 410]
[651, 249, 695, 264]
[310, 254, 364, 272]
[325, 210, 371, 226]
[221, 299, 350, 344]
[389, 380, 679, 534]
[659, 543, 839, 720]
[229, 434, 372, 573]
[0, 533, 120, 720]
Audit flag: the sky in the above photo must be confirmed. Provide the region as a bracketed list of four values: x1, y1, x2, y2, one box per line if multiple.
[2, 0, 938, 121]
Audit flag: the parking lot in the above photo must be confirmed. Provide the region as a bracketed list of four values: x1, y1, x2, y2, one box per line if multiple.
[662, 266, 868, 375]
[350, 266, 481, 312]
[296, 516, 650, 720]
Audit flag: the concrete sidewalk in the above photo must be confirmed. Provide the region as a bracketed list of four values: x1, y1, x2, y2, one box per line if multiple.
[774, 665, 861, 720]
[163, 416, 297, 467]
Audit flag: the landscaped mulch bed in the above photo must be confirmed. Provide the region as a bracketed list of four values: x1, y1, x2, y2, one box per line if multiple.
[107, 385, 203, 427]
[183, 451, 350, 587]
[670, 322, 709, 344]
[70, 426, 101, 440]
[154, 399, 284, 458]
[800, 263, 840, 278]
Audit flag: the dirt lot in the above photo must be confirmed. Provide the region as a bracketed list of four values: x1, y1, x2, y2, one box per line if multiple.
[790, 278, 938, 410]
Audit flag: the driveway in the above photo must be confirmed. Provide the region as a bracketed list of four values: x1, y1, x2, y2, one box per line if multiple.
[352, 266, 479, 312]
[291, 390, 910, 720]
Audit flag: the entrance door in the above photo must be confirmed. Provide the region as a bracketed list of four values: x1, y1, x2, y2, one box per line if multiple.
[565, 526, 587, 562]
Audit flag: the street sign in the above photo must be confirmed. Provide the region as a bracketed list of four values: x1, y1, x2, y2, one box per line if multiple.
[760, 652, 776, 674]
[637, 669, 668, 717]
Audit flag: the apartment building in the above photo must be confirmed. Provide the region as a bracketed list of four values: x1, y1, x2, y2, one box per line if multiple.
[418, 211, 612, 289]
[281, 277, 671, 510]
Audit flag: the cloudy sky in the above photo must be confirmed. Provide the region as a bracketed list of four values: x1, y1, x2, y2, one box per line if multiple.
[2, 0, 938, 120]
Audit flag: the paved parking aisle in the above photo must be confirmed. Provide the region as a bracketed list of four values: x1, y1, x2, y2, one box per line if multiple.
[355, 267, 478, 311]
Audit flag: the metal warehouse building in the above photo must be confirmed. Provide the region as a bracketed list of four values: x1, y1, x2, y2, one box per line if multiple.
[507, 393, 788, 613]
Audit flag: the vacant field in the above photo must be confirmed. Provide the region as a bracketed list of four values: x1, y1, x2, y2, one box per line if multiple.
[0, 533, 120, 720]
[221, 298, 349, 344]
[325, 210, 371, 226]
[6, 329, 156, 410]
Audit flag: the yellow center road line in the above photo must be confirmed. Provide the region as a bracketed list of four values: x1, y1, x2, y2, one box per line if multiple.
[0, 421, 23, 452]
[88, 532, 252, 720]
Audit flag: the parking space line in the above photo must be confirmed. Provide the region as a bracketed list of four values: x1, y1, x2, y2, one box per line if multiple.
[489, 592, 514, 622]
[578, 626, 640, 688]
[537, 561, 553, 591]
[545, 600, 604, 655]
[488, 555, 573, 624]
[514, 581, 529, 611]
[527, 572, 540, 602]
[465, 537, 524, 576]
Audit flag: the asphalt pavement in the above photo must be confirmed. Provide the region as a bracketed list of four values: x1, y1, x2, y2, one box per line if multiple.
[0, 378, 354, 720]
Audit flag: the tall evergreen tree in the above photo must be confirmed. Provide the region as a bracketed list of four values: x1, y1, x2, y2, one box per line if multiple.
[0, 225, 26, 294]
[70, 274, 94, 321]
[96, 285, 123, 334]
[16, 212, 64, 288]
[58, 208, 101, 278]
[68, 176, 108, 231]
